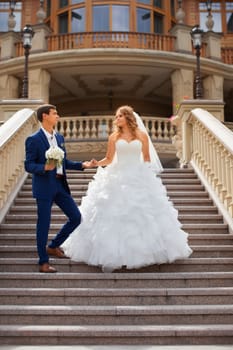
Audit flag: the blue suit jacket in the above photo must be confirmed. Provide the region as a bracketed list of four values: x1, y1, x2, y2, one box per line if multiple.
[24, 129, 83, 199]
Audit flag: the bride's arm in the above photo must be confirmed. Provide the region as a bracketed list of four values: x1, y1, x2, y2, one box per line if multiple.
[140, 131, 150, 162]
[96, 133, 116, 167]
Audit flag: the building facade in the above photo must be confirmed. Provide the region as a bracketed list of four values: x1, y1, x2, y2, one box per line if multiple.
[0, 0, 232, 121]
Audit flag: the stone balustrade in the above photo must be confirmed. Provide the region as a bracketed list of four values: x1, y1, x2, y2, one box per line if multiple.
[56, 115, 175, 143]
[0, 109, 38, 222]
[179, 105, 233, 222]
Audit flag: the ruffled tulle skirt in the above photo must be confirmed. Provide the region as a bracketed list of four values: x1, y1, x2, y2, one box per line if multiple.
[62, 163, 192, 271]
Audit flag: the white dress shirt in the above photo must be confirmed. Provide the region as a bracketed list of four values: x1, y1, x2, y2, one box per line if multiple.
[42, 127, 63, 175]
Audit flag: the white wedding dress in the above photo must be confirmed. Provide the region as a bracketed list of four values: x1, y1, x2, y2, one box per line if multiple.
[62, 139, 192, 271]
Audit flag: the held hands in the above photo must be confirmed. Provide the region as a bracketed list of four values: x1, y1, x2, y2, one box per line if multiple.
[82, 159, 98, 169]
[44, 159, 98, 171]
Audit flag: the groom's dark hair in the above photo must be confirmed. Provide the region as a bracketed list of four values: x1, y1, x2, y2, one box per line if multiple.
[36, 104, 56, 122]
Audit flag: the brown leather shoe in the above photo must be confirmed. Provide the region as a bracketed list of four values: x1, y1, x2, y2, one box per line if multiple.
[47, 246, 67, 258]
[39, 263, 57, 273]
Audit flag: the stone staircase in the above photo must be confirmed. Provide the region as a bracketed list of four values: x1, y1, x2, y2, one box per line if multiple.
[0, 168, 233, 345]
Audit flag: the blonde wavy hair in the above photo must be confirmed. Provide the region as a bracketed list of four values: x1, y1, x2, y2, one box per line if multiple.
[114, 105, 138, 138]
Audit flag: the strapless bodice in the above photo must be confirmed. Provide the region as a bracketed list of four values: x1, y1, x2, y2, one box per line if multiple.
[115, 139, 142, 165]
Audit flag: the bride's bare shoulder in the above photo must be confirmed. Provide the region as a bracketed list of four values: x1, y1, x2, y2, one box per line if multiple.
[109, 132, 118, 142]
[136, 129, 148, 140]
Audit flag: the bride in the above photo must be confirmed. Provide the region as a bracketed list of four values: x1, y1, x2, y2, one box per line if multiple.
[62, 105, 192, 272]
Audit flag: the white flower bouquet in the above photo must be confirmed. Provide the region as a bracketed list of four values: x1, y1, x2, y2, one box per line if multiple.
[45, 146, 64, 167]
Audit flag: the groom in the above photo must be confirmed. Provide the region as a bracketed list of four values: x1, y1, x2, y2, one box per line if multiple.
[24, 104, 95, 273]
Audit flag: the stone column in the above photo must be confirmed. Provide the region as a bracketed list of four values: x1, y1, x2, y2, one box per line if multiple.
[171, 69, 193, 113]
[203, 75, 224, 103]
[203, 31, 222, 60]
[29, 68, 51, 102]
[31, 24, 52, 53]
[0, 75, 19, 99]
[0, 31, 20, 59]
[169, 24, 192, 53]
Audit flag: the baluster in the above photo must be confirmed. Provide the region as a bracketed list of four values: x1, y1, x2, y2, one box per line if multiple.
[163, 120, 169, 141]
[224, 152, 232, 209]
[72, 119, 78, 140]
[228, 157, 233, 216]
[151, 119, 156, 141]
[58, 119, 65, 138]
[92, 117, 98, 139]
[66, 118, 72, 139]
[157, 120, 162, 141]
[220, 148, 228, 202]
[79, 118, 84, 140]
[89, 117, 94, 139]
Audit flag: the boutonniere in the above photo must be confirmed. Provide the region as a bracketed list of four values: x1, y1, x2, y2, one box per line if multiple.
[60, 143, 65, 149]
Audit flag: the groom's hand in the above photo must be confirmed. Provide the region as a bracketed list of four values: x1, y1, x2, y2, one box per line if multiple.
[44, 160, 56, 171]
[82, 159, 98, 168]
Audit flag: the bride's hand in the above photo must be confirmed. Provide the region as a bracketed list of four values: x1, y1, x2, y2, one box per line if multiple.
[82, 159, 98, 168]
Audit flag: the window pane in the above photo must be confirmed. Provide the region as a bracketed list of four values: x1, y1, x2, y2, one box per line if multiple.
[137, 8, 150, 32]
[93, 5, 109, 31]
[112, 5, 129, 31]
[226, 2, 233, 10]
[154, 0, 162, 8]
[211, 2, 221, 11]
[14, 12, 21, 32]
[137, 0, 151, 4]
[227, 13, 233, 32]
[200, 12, 222, 32]
[154, 13, 163, 33]
[59, 0, 68, 8]
[199, 2, 221, 11]
[47, 0, 51, 17]
[0, 11, 21, 32]
[0, 2, 9, 10]
[59, 12, 68, 33]
[71, 0, 84, 4]
[211, 12, 222, 32]
[170, 0, 175, 16]
[72, 7, 85, 32]
[0, 12, 8, 31]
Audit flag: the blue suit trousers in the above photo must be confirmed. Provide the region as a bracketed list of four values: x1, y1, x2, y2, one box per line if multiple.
[36, 178, 81, 265]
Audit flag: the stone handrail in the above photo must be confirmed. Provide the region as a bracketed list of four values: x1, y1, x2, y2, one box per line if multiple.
[182, 108, 233, 221]
[56, 115, 175, 142]
[0, 108, 38, 221]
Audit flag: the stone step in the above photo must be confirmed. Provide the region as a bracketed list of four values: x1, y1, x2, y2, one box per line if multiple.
[0, 232, 233, 246]
[16, 190, 210, 199]
[1, 287, 233, 306]
[21, 183, 206, 192]
[191, 245, 233, 258]
[161, 178, 202, 184]
[0, 242, 232, 260]
[175, 206, 218, 214]
[3, 213, 224, 224]
[0, 222, 228, 234]
[1, 304, 233, 326]
[1, 257, 233, 273]
[12, 197, 215, 207]
[171, 198, 214, 206]
[0, 324, 232, 345]
[1, 166, 232, 347]
[1, 272, 233, 289]
[7, 204, 219, 215]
